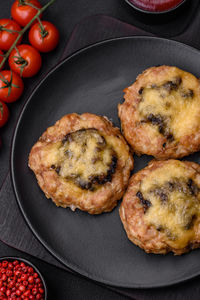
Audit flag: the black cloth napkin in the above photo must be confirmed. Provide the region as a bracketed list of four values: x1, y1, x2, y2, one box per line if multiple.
[2, 13, 200, 300]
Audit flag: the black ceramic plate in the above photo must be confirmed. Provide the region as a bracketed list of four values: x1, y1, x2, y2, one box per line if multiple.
[11, 36, 200, 288]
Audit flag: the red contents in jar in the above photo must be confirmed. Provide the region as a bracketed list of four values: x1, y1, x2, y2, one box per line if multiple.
[129, 0, 184, 12]
[0, 259, 45, 300]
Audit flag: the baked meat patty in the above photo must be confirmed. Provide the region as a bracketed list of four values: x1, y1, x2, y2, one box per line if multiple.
[120, 159, 200, 255]
[29, 113, 133, 214]
[118, 66, 200, 159]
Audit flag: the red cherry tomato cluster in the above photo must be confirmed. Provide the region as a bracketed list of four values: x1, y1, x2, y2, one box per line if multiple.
[0, 0, 59, 144]
[0, 259, 45, 300]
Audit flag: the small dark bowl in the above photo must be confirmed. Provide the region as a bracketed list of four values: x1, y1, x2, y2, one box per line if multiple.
[124, 0, 188, 14]
[0, 256, 47, 299]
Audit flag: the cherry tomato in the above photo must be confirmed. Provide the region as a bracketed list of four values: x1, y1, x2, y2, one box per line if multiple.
[0, 100, 9, 127]
[9, 44, 42, 78]
[29, 21, 59, 53]
[0, 50, 4, 70]
[0, 70, 24, 103]
[11, 0, 42, 27]
[0, 19, 22, 51]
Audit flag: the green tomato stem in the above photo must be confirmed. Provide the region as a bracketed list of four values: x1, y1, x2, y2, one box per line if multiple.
[25, 1, 41, 11]
[0, 0, 55, 70]
[37, 17, 48, 38]
[0, 102, 3, 117]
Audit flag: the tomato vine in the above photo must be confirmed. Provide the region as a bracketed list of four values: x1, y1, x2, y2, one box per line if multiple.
[0, 0, 55, 70]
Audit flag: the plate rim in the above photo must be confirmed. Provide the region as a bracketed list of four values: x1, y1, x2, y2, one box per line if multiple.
[10, 35, 200, 289]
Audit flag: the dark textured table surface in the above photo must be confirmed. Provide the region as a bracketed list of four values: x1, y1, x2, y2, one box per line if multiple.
[0, 0, 200, 299]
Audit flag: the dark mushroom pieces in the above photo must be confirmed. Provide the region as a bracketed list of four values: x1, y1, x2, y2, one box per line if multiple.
[53, 128, 118, 191]
[162, 77, 182, 92]
[136, 191, 152, 213]
[145, 113, 174, 141]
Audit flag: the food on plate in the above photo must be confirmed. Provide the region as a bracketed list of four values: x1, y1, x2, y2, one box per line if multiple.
[0, 19, 22, 51]
[118, 65, 200, 159]
[29, 21, 59, 52]
[0, 70, 24, 103]
[120, 159, 200, 255]
[0, 101, 9, 127]
[29, 113, 133, 214]
[11, 0, 42, 27]
[9, 44, 42, 77]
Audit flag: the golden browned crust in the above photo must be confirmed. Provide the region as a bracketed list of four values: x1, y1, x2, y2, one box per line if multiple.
[118, 66, 200, 159]
[119, 160, 200, 255]
[29, 113, 133, 214]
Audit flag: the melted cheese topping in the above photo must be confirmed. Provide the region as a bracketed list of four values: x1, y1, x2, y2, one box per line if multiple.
[60, 130, 115, 181]
[41, 129, 117, 190]
[138, 73, 200, 140]
[140, 161, 200, 249]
